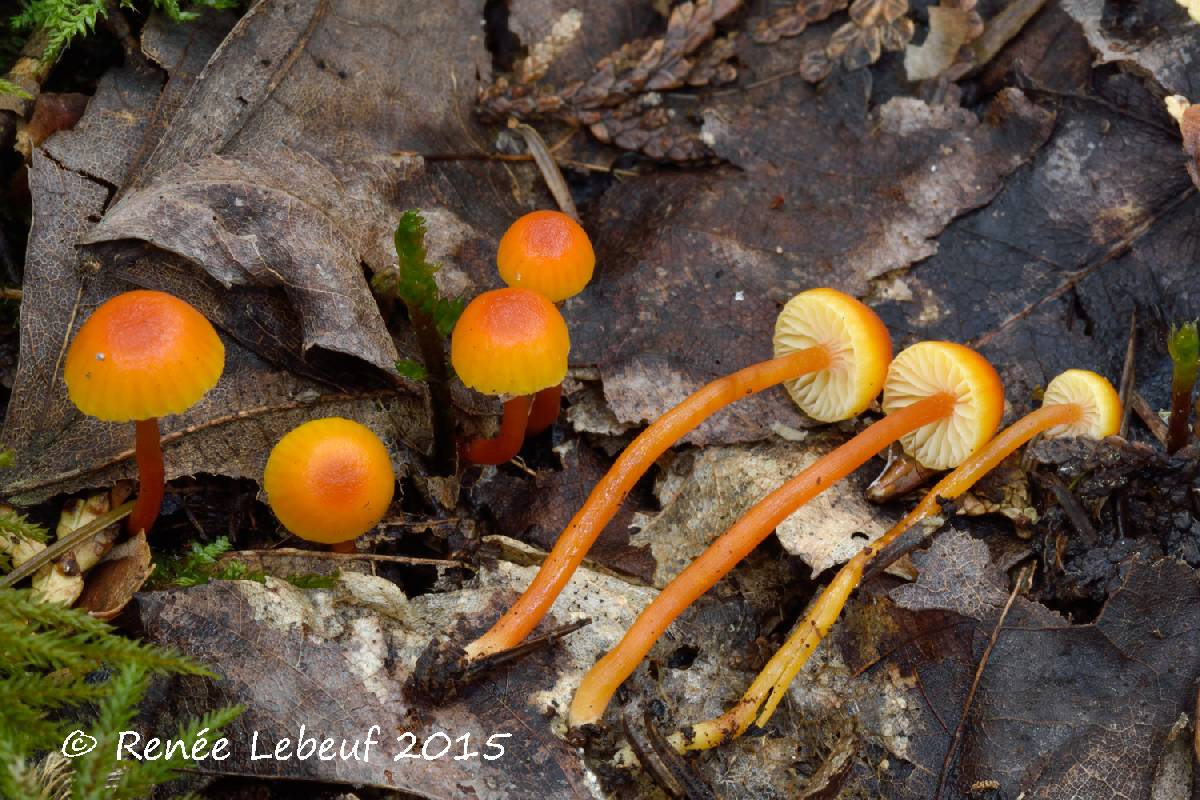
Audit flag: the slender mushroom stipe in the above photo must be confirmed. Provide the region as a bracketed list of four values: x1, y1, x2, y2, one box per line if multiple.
[451, 288, 570, 466]
[525, 384, 564, 437]
[63, 290, 225, 535]
[464, 288, 892, 661]
[668, 368, 1119, 752]
[567, 341, 1003, 728]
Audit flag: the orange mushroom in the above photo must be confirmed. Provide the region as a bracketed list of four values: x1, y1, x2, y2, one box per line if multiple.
[465, 288, 892, 661]
[498, 210, 595, 303]
[497, 210, 595, 436]
[64, 290, 225, 535]
[670, 368, 1120, 751]
[567, 341, 1004, 728]
[451, 287, 570, 465]
[263, 417, 395, 550]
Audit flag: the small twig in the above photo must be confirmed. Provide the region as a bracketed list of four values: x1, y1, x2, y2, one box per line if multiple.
[421, 150, 639, 177]
[965, 0, 1049, 75]
[934, 564, 1032, 800]
[1117, 309, 1138, 439]
[229, 547, 470, 570]
[409, 307, 458, 476]
[1131, 389, 1169, 447]
[0, 501, 134, 588]
[510, 121, 579, 221]
[5, 390, 398, 495]
[0, 288, 21, 302]
[1040, 472, 1097, 544]
[973, 189, 1194, 350]
[861, 499, 961, 584]
[623, 707, 718, 800]
[463, 617, 592, 679]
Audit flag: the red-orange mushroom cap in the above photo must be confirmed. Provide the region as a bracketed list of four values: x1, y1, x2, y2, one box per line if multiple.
[64, 290, 225, 422]
[497, 210, 595, 303]
[451, 287, 570, 397]
[264, 418, 395, 545]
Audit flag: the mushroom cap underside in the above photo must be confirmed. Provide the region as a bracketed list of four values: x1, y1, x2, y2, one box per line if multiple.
[773, 287, 893, 423]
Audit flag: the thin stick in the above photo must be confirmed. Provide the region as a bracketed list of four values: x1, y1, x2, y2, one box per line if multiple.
[463, 617, 592, 680]
[229, 547, 469, 569]
[1130, 389, 1169, 446]
[511, 121, 579, 221]
[934, 564, 1032, 800]
[622, 708, 717, 800]
[1, 501, 134, 588]
[408, 304, 458, 475]
[965, 0, 1050, 74]
[5, 390, 398, 496]
[1040, 473, 1097, 543]
[1117, 310, 1137, 439]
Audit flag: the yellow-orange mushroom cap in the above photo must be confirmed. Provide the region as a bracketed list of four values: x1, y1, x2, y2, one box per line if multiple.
[882, 341, 1004, 470]
[451, 287, 570, 397]
[1041, 369, 1121, 439]
[264, 418, 395, 545]
[497, 210, 595, 302]
[64, 290, 225, 422]
[773, 288, 893, 422]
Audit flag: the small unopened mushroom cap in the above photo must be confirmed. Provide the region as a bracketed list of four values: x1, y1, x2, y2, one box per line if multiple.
[882, 341, 1004, 470]
[773, 288, 893, 422]
[497, 210, 595, 302]
[451, 288, 570, 396]
[1041, 369, 1121, 439]
[264, 417, 395, 545]
[64, 290, 224, 422]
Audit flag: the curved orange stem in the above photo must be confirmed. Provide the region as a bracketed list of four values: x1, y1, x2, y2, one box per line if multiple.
[526, 385, 563, 436]
[128, 417, 164, 535]
[568, 392, 956, 727]
[671, 401, 1083, 752]
[464, 347, 831, 661]
[461, 395, 533, 466]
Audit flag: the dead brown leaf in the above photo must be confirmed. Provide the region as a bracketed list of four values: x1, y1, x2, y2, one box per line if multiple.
[77, 531, 153, 620]
[2, 3, 536, 503]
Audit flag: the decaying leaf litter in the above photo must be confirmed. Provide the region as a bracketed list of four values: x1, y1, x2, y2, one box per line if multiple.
[1, 0, 1199, 797]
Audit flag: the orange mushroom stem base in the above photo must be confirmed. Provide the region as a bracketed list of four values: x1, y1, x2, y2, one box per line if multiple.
[464, 347, 832, 662]
[526, 385, 563, 437]
[460, 395, 534, 466]
[670, 401, 1086, 752]
[567, 391, 957, 727]
[128, 417, 165, 536]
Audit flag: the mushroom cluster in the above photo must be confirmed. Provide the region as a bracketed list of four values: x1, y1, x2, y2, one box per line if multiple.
[454, 210, 595, 464]
[465, 287, 894, 661]
[56, 213, 1128, 765]
[569, 339, 1005, 727]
